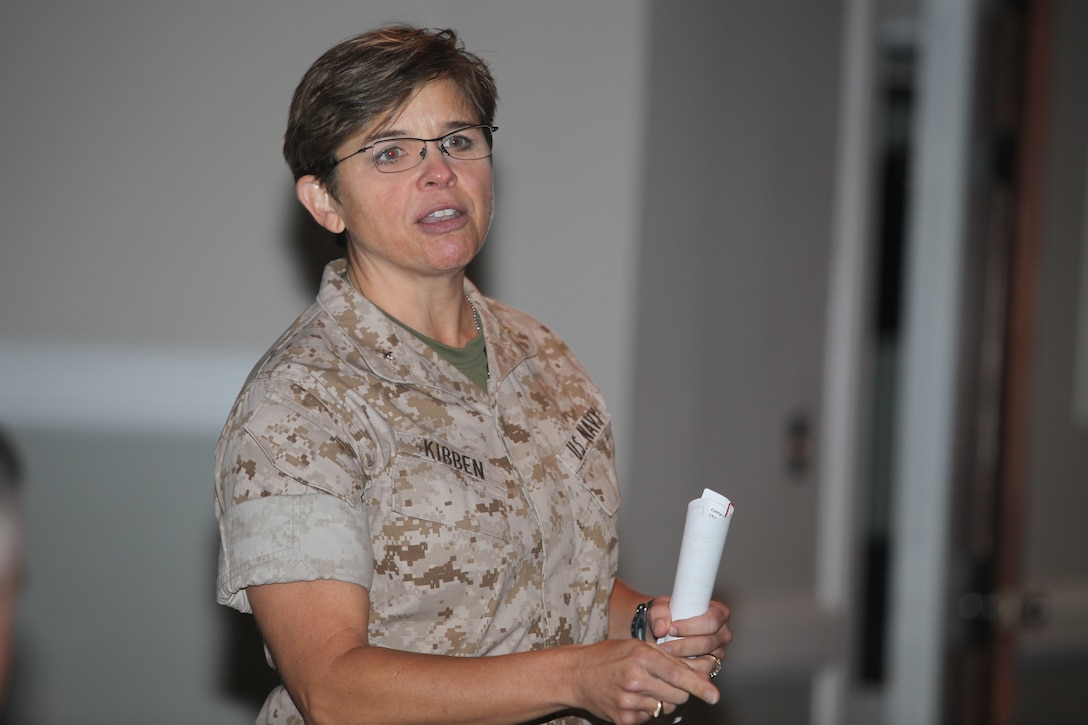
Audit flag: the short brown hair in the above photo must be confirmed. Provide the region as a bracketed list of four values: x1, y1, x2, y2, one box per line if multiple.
[283, 25, 498, 195]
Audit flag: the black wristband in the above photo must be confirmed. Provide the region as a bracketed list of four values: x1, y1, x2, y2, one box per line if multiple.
[631, 599, 654, 640]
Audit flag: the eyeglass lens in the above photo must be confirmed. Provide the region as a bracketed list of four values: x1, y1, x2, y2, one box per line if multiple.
[371, 125, 493, 172]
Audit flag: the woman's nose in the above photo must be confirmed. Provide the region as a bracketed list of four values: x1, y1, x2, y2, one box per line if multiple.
[418, 142, 455, 182]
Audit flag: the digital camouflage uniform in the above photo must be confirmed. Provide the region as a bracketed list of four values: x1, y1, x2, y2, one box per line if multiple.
[215, 259, 620, 724]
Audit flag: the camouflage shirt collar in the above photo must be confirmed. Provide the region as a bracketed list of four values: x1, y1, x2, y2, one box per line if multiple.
[316, 259, 535, 387]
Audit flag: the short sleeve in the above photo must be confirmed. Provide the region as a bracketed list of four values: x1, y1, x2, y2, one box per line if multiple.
[216, 492, 373, 613]
[215, 379, 374, 613]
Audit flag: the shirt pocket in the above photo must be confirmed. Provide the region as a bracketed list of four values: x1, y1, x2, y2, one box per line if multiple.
[390, 432, 514, 544]
[372, 434, 519, 651]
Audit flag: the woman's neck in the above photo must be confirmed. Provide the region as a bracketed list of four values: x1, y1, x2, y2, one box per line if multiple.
[345, 256, 476, 347]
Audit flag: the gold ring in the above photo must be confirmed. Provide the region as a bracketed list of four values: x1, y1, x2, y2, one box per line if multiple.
[651, 700, 664, 719]
[708, 654, 722, 679]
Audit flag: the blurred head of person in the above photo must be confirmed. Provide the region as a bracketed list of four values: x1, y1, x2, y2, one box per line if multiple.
[0, 429, 22, 706]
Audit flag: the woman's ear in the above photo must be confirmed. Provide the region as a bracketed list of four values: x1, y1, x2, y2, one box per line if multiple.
[296, 176, 346, 234]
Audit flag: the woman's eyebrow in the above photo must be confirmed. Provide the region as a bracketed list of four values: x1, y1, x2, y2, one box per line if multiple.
[367, 121, 479, 143]
[364, 128, 409, 144]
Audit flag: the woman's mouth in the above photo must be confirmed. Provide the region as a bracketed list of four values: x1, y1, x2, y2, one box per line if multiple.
[418, 207, 466, 230]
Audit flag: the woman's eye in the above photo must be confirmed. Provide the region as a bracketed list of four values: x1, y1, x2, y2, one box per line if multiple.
[374, 144, 407, 165]
[443, 135, 472, 152]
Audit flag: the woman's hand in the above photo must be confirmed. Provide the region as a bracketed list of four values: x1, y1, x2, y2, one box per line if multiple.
[649, 597, 731, 665]
[567, 638, 718, 724]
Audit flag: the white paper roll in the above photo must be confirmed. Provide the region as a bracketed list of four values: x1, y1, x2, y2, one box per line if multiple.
[659, 488, 734, 644]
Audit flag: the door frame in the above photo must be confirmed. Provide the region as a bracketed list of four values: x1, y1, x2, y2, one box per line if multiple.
[883, 1, 982, 724]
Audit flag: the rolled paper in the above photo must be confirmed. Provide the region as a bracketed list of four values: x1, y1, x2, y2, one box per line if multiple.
[659, 488, 734, 644]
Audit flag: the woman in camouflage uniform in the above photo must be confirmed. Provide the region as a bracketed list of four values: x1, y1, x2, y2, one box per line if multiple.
[215, 25, 730, 725]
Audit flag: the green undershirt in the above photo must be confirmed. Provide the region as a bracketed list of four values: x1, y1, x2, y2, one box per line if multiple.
[382, 310, 489, 393]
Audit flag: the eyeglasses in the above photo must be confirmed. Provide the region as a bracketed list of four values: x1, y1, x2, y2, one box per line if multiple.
[332, 124, 497, 173]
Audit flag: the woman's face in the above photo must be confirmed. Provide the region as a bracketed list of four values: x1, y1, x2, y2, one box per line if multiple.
[325, 79, 494, 281]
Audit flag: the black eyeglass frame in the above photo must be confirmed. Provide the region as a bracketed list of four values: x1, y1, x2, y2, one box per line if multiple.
[330, 124, 498, 173]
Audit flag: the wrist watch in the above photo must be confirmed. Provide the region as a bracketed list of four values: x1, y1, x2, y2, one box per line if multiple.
[630, 599, 654, 641]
